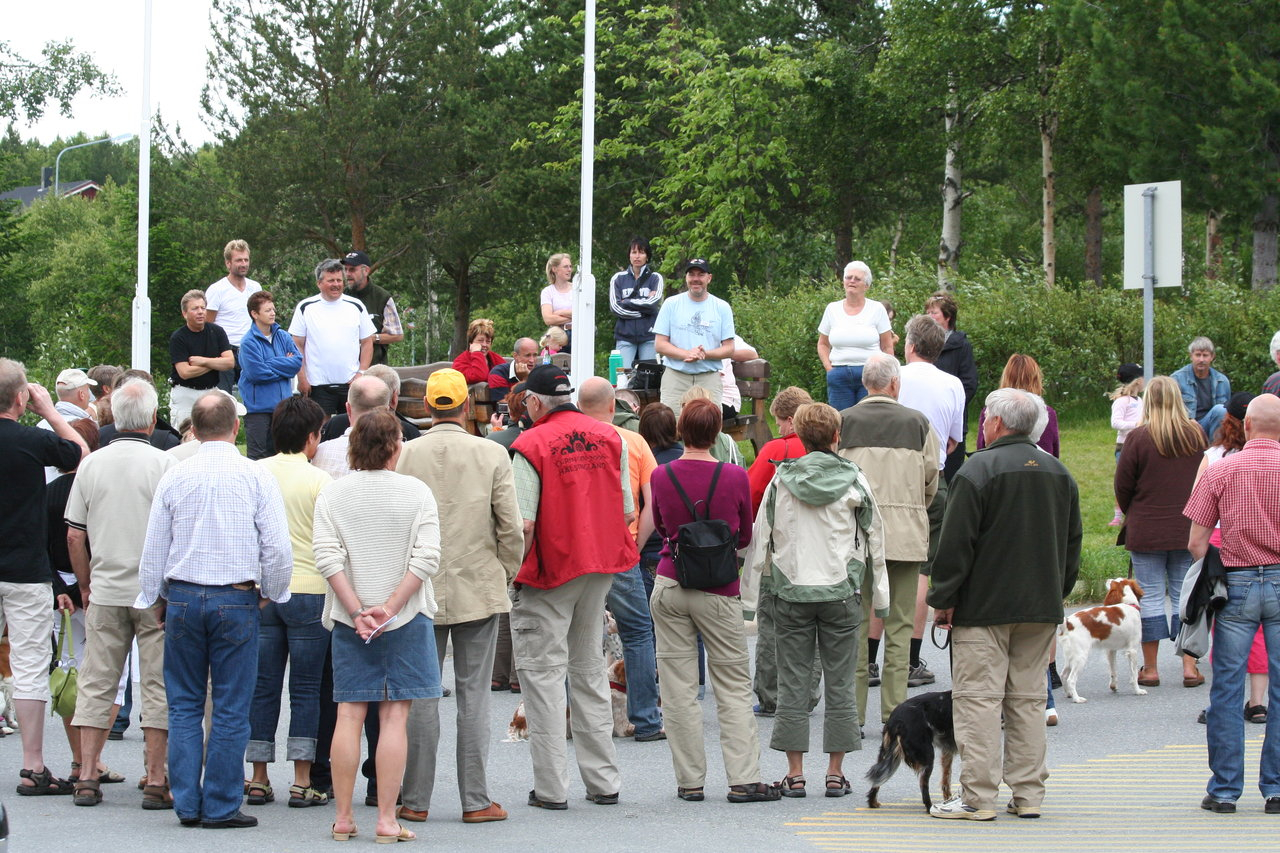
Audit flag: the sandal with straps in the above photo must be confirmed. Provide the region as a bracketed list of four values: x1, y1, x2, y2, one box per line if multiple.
[246, 781, 274, 805]
[289, 783, 330, 807]
[774, 775, 807, 798]
[677, 786, 705, 802]
[73, 778, 103, 806]
[824, 774, 852, 798]
[16, 767, 73, 796]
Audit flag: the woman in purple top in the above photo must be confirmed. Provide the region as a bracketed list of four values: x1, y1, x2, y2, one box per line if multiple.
[649, 399, 779, 805]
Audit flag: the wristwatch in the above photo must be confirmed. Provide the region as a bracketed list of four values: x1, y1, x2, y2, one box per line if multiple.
[374, 333, 381, 343]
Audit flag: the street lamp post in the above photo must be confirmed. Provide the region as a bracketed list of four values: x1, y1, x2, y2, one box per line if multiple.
[52, 133, 134, 197]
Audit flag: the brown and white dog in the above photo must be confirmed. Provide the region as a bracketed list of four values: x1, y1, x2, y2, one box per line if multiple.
[607, 658, 635, 738]
[1058, 577, 1146, 703]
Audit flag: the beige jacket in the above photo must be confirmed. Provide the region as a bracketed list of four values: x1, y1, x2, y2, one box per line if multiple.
[395, 422, 524, 625]
[837, 395, 939, 562]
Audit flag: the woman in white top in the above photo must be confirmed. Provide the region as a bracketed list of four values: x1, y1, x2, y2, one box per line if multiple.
[541, 253, 574, 353]
[315, 409, 441, 844]
[816, 261, 893, 412]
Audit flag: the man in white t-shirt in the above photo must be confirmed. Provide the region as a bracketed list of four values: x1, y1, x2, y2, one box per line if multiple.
[289, 258, 376, 416]
[895, 314, 964, 689]
[204, 239, 262, 395]
[653, 257, 735, 416]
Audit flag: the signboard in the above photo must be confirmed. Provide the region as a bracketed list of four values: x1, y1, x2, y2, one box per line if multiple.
[1123, 180, 1182, 289]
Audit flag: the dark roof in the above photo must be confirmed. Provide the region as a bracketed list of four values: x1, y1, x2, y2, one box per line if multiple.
[0, 180, 102, 209]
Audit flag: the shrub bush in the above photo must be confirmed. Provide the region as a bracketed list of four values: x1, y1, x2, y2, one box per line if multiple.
[730, 257, 1280, 411]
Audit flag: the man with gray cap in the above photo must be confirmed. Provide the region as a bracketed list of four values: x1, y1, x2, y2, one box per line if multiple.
[290, 258, 376, 415]
[654, 258, 736, 416]
[927, 388, 1081, 821]
[341, 251, 403, 366]
[509, 364, 636, 810]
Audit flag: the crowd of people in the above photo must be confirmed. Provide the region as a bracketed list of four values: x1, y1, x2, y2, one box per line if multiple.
[2, 239, 1279, 841]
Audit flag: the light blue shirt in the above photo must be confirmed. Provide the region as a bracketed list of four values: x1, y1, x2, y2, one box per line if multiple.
[653, 292, 735, 374]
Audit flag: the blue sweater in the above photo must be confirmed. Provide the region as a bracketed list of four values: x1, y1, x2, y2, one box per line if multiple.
[239, 322, 303, 414]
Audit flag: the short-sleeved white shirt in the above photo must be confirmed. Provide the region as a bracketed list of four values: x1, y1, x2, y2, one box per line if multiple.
[288, 294, 376, 385]
[898, 361, 965, 469]
[205, 276, 262, 346]
[817, 299, 891, 366]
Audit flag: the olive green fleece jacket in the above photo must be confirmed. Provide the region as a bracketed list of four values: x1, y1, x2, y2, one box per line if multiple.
[927, 434, 1081, 626]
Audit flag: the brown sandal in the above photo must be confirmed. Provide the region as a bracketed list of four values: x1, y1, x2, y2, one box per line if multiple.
[142, 782, 174, 810]
[73, 778, 103, 807]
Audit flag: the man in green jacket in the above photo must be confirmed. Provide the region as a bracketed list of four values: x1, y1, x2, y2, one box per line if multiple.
[927, 388, 1081, 822]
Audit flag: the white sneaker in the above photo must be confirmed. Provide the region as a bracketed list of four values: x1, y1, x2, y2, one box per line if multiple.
[930, 797, 996, 821]
[1045, 708, 1059, 726]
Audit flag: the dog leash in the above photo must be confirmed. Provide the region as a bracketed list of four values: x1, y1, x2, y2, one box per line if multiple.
[931, 624, 951, 650]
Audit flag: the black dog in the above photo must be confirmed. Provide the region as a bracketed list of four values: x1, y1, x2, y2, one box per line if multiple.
[865, 690, 956, 811]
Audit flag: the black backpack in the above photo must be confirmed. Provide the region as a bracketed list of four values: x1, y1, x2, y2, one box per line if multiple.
[664, 462, 740, 590]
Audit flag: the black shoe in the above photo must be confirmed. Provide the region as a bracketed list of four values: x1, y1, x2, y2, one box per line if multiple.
[201, 810, 260, 828]
[1197, 709, 1207, 724]
[635, 730, 667, 742]
[1267, 798, 1280, 815]
[106, 731, 125, 742]
[1201, 795, 1236, 814]
[179, 816, 201, 827]
[585, 792, 619, 805]
[1049, 661, 1062, 689]
[527, 789, 567, 810]
[867, 663, 881, 687]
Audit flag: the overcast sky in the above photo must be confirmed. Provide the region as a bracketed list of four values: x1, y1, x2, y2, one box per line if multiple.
[11, 0, 218, 146]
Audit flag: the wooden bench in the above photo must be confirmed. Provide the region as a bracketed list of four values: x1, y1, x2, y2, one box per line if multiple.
[394, 361, 493, 436]
[725, 359, 772, 452]
[623, 359, 773, 452]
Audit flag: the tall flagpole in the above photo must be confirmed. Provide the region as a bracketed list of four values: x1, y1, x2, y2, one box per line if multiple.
[570, 0, 597, 390]
[132, 0, 154, 371]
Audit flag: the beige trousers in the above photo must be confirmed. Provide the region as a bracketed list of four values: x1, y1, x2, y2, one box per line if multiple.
[855, 560, 922, 724]
[951, 622, 1055, 812]
[72, 603, 167, 730]
[511, 572, 621, 803]
[651, 575, 761, 789]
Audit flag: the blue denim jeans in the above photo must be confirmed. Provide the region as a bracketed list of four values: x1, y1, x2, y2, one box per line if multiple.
[1129, 549, 1191, 642]
[607, 564, 663, 736]
[1198, 405, 1226, 444]
[826, 365, 867, 413]
[247, 593, 329, 762]
[1206, 568, 1280, 802]
[617, 340, 657, 369]
[163, 581, 261, 822]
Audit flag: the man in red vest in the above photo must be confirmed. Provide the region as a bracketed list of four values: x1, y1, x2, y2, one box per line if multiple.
[510, 364, 638, 810]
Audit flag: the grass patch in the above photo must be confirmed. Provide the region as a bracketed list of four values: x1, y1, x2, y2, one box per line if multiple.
[1059, 414, 1130, 602]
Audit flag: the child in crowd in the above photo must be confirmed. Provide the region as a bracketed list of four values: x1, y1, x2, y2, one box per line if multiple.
[539, 326, 567, 356]
[1108, 363, 1144, 526]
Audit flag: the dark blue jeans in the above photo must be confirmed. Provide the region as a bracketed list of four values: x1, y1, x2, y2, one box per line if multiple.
[246, 593, 328, 763]
[163, 581, 260, 822]
[826, 365, 867, 413]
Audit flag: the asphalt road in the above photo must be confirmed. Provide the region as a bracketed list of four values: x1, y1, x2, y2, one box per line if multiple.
[1, 624, 1269, 853]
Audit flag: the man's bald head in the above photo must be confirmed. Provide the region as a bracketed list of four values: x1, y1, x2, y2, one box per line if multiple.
[347, 374, 392, 421]
[578, 376, 616, 421]
[1245, 393, 1280, 440]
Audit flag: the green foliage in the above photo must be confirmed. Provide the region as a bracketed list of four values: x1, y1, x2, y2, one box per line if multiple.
[0, 40, 118, 124]
[726, 256, 1280, 411]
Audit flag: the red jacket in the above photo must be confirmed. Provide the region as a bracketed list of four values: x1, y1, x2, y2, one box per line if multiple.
[748, 431, 806, 514]
[452, 349, 506, 384]
[512, 407, 638, 589]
